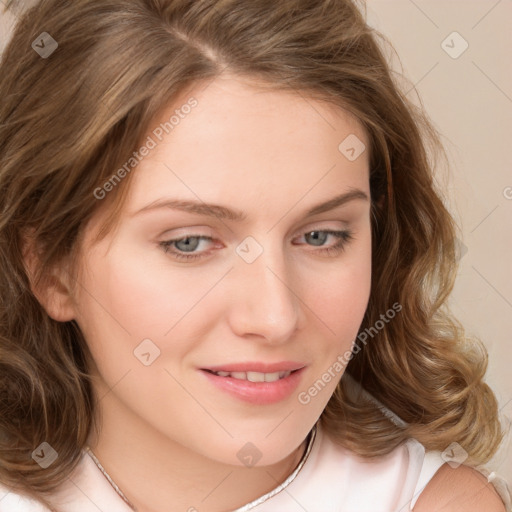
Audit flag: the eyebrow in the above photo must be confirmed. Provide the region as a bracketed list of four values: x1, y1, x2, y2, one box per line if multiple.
[132, 189, 369, 221]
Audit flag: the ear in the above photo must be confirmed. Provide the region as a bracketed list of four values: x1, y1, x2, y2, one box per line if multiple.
[21, 229, 76, 322]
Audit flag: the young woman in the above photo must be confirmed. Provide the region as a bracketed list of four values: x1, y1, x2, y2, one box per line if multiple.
[0, 0, 510, 511]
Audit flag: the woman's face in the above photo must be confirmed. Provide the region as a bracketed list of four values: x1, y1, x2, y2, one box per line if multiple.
[72, 74, 372, 466]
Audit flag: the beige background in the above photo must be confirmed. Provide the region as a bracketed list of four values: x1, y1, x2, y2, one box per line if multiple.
[1, 0, 511, 486]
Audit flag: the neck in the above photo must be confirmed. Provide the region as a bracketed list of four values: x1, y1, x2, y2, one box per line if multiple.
[87, 379, 308, 512]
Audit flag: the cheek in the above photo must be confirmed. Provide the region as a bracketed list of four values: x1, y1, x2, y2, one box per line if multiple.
[73, 241, 227, 390]
[77, 242, 207, 340]
[306, 235, 372, 345]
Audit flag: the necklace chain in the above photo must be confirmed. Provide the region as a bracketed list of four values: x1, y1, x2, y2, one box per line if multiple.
[84, 446, 137, 510]
[84, 423, 317, 512]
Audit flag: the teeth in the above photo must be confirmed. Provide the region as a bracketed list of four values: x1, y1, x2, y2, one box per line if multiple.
[247, 371, 265, 382]
[212, 370, 292, 381]
[264, 372, 281, 382]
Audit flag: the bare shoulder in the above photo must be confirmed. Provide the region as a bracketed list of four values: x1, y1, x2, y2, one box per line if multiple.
[414, 463, 506, 512]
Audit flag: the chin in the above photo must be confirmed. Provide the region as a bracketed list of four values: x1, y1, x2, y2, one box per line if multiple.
[194, 424, 311, 468]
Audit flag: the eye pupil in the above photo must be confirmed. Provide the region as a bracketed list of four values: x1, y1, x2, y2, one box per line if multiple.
[306, 231, 327, 246]
[175, 237, 200, 252]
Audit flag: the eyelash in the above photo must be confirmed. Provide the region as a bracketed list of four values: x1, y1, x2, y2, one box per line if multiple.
[159, 229, 354, 262]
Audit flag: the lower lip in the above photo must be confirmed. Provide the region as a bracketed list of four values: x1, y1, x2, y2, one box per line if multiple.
[200, 368, 305, 405]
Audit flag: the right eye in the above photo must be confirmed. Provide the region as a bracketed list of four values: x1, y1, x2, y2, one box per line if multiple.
[159, 235, 216, 261]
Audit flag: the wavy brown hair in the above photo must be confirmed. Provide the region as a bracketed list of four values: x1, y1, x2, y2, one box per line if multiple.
[0, 0, 504, 507]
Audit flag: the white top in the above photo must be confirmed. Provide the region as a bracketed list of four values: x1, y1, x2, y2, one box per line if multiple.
[0, 421, 510, 512]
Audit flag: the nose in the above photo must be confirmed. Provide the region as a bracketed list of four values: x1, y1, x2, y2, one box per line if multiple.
[226, 244, 302, 345]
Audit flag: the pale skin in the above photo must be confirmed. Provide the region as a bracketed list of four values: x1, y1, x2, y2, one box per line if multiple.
[28, 74, 505, 512]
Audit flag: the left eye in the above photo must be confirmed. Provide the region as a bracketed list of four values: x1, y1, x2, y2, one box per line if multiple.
[159, 229, 354, 261]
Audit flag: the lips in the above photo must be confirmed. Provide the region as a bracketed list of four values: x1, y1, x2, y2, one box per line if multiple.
[200, 362, 306, 405]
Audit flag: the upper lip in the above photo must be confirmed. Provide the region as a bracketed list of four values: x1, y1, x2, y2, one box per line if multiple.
[202, 361, 306, 373]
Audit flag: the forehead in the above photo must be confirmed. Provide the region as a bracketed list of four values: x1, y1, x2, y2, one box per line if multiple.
[135, 76, 368, 188]
[150, 74, 368, 158]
